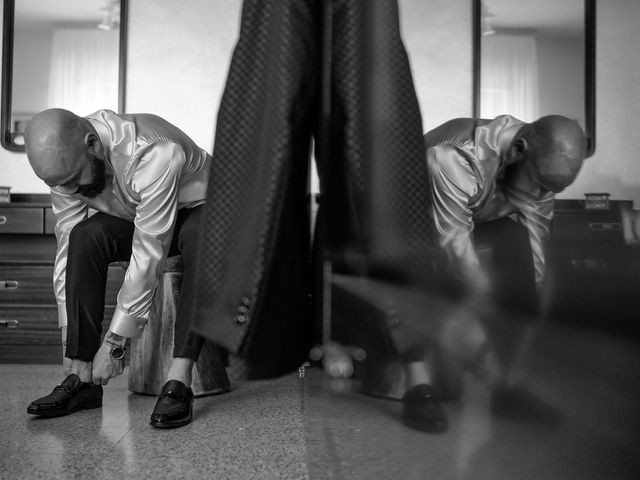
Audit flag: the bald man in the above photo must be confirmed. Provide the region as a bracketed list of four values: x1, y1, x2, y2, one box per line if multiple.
[400, 114, 586, 432]
[425, 114, 585, 295]
[24, 108, 228, 428]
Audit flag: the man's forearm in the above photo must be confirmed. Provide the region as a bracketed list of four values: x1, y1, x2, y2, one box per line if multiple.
[102, 330, 128, 348]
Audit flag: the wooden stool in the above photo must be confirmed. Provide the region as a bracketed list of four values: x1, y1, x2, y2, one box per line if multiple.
[124, 256, 230, 397]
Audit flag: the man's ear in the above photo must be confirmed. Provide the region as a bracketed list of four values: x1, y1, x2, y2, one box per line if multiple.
[84, 132, 101, 155]
[512, 138, 528, 160]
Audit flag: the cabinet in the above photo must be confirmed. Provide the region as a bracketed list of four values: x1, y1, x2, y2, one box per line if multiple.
[544, 199, 640, 335]
[0, 194, 124, 363]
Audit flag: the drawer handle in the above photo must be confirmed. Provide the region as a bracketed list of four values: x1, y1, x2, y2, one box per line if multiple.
[0, 215, 6, 225]
[0, 280, 19, 289]
[589, 222, 621, 231]
[0, 319, 19, 328]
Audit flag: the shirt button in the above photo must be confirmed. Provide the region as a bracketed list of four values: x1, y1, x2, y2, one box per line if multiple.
[236, 314, 247, 325]
[241, 296, 251, 306]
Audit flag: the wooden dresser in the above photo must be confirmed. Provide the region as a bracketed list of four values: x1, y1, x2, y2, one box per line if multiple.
[545, 199, 640, 335]
[0, 194, 124, 363]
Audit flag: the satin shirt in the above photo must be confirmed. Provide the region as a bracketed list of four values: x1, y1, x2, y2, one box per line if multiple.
[51, 110, 211, 337]
[424, 115, 555, 289]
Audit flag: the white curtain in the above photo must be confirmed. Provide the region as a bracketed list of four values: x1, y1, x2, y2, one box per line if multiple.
[48, 28, 119, 116]
[480, 33, 539, 122]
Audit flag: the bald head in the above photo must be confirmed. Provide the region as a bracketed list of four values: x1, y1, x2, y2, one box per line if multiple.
[520, 115, 586, 192]
[24, 108, 94, 185]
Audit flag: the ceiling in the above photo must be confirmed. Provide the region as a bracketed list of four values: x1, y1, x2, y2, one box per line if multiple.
[484, 0, 584, 35]
[15, 0, 116, 29]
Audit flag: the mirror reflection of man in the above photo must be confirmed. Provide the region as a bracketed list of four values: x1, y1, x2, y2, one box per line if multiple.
[24, 108, 228, 428]
[404, 114, 586, 432]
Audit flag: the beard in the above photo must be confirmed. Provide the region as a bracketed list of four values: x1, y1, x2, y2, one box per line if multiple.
[76, 156, 107, 198]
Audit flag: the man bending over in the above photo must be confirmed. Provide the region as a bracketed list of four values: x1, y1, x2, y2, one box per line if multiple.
[25, 108, 228, 428]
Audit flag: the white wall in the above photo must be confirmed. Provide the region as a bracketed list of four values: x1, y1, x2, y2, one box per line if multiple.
[126, 0, 241, 152]
[537, 34, 584, 127]
[2, 0, 640, 207]
[13, 29, 51, 116]
[560, 0, 640, 205]
[400, 0, 473, 132]
[0, 0, 242, 193]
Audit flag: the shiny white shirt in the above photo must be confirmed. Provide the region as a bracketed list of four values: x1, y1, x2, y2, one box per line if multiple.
[425, 115, 555, 290]
[51, 110, 211, 337]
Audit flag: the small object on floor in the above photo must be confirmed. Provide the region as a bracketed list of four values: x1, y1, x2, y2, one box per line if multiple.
[401, 383, 448, 433]
[150, 380, 194, 429]
[27, 374, 103, 417]
[491, 383, 564, 426]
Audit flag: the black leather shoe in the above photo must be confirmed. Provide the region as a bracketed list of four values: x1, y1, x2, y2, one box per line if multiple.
[27, 374, 103, 417]
[401, 384, 448, 433]
[150, 380, 194, 429]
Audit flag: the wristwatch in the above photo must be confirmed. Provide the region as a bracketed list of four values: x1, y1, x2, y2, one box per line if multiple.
[109, 346, 126, 360]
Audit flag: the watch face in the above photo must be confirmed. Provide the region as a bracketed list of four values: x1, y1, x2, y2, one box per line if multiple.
[110, 347, 125, 360]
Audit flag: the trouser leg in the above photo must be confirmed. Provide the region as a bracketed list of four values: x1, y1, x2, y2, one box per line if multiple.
[65, 213, 134, 361]
[171, 206, 206, 360]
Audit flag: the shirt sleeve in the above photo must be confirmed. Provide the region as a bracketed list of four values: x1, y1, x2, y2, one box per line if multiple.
[51, 189, 90, 328]
[506, 186, 555, 288]
[426, 144, 488, 291]
[108, 142, 185, 338]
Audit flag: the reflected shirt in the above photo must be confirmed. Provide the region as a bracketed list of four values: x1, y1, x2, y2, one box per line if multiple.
[51, 109, 211, 337]
[424, 115, 555, 290]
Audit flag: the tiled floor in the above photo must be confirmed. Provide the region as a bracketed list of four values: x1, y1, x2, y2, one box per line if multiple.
[2, 321, 640, 479]
[1, 365, 308, 479]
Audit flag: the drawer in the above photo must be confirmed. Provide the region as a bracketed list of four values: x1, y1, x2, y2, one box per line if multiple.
[0, 207, 44, 234]
[551, 211, 624, 245]
[44, 207, 56, 234]
[0, 306, 58, 345]
[0, 265, 125, 305]
[0, 305, 114, 346]
[0, 266, 56, 304]
[0, 234, 57, 263]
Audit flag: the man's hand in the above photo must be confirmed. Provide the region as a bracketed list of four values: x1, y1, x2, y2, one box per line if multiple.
[61, 326, 72, 376]
[91, 344, 124, 385]
[91, 330, 127, 385]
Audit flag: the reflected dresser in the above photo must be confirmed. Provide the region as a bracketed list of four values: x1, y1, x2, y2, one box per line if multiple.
[0, 194, 124, 363]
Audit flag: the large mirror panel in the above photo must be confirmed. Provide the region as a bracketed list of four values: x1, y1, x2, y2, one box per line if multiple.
[1, 0, 127, 151]
[473, 0, 595, 156]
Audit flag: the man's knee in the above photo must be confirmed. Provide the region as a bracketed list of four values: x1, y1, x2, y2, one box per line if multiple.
[69, 218, 109, 251]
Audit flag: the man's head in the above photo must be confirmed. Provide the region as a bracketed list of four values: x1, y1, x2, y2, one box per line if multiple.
[509, 115, 586, 193]
[24, 108, 107, 197]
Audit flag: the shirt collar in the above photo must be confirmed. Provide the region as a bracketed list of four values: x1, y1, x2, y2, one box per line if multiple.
[495, 117, 526, 164]
[87, 115, 112, 162]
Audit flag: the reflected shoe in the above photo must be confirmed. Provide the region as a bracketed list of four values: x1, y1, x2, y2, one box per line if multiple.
[150, 380, 194, 429]
[491, 384, 563, 426]
[27, 374, 103, 417]
[401, 384, 448, 433]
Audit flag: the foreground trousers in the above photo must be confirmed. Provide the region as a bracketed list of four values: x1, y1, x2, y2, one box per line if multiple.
[192, 0, 431, 378]
[65, 208, 205, 362]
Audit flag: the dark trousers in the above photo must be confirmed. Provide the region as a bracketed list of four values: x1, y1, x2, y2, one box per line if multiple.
[65, 207, 205, 362]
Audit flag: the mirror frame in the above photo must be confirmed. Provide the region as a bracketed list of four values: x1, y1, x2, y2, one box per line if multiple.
[1, 0, 128, 152]
[472, 0, 596, 157]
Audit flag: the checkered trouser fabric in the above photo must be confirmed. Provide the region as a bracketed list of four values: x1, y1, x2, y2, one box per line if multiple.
[191, 0, 436, 362]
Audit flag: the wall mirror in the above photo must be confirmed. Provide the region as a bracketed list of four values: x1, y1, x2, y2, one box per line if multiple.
[1, 0, 127, 152]
[473, 0, 595, 156]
